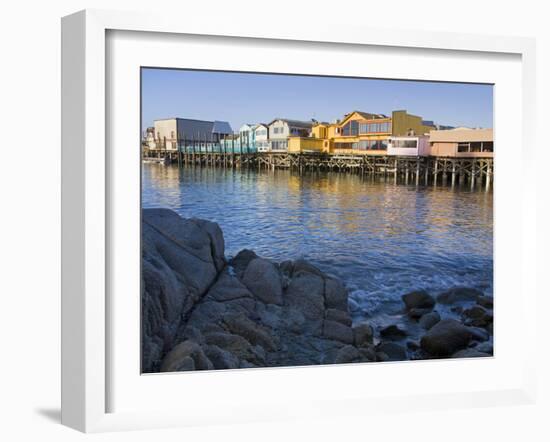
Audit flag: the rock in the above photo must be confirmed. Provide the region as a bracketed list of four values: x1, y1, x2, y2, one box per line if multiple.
[204, 345, 240, 369]
[160, 340, 213, 372]
[203, 332, 255, 361]
[452, 348, 491, 358]
[377, 342, 407, 361]
[358, 346, 377, 362]
[241, 258, 284, 305]
[468, 326, 490, 342]
[333, 345, 362, 364]
[353, 323, 374, 347]
[474, 341, 494, 354]
[285, 271, 325, 320]
[222, 314, 279, 351]
[402, 290, 435, 310]
[325, 308, 352, 326]
[293, 259, 325, 277]
[322, 319, 354, 344]
[141, 209, 224, 372]
[419, 311, 441, 330]
[436, 287, 484, 304]
[408, 307, 433, 319]
[324, 277, 349, 311]
[476, 295, 494, 309]
[230, 249, 258, 277]
[380, 324, 407, 340]
[406, 341, 420, 350]
[420, 319, 473, 357]
[462, 306, 493, 327]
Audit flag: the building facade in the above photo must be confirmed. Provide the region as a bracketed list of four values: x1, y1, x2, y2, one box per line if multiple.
[149, 118, 233, 152]
[288, 110, 439, 155]
[268, 119, 313, 151]
[428, 128, 494, 157]
[254, 124, 270, 152]
[387, 136, 430, 156]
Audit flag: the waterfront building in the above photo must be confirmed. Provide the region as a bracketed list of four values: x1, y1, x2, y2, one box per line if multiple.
[387, 135, 430, 156]
[254, 124, 270, 152]
[151, 118, 233, 152]
[268, 118, 313, 151]
[428, 128, 494, 157]
[239, 124, 258, 152]
[288, 110, 438, 155]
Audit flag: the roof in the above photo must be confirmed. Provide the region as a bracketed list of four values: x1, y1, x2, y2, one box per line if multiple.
[340, 111, 389, 125]
[429, 128, 493, 143]
[268, 118, 313, 128]
[212, 120, 233, 134]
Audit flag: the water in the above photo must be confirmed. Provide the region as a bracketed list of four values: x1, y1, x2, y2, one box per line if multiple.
[142, 163, 493, 326]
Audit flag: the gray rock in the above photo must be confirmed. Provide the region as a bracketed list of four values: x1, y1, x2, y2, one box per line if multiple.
[322, 319, 354, 344]
[160, 340, 213, 372]
[419, 311, 441, 330]
[476, 295, 494, 309]
[380, 325, 407, 340]
[334, 345, 362, 364]
[436, 287, 484, 304]
[452, 348, 491, 358]
[285, 271, 325, 320]
[230, 249, 258, 277]
[377, 342, 408, 361]
[474, 341, 494, 354]
[325, 308, 352, 326]
[241, 258, 284, 305]
[462, 306, 493, 327]
[353, 323, 374, 347]
[204, 345, 240, 369]
[420, 319, 473, 357]
[408, 307, 434, 319]
[402, 290, 435, 310]
[141, 209, 223, 372]
[222, 314, 279, 351]
[324, 277, 348, 311]
[468, 326, 490, 342]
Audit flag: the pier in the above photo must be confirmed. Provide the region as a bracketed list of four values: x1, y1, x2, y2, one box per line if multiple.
[144, 150, 493, 189]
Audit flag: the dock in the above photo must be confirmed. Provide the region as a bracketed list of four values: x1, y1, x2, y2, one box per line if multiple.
[143, 151, 493, 189]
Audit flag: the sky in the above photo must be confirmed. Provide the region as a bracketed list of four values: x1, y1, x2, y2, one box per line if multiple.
[141, 68, 493, 132]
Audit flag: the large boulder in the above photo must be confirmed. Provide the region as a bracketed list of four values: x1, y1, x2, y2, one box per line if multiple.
[402, 290, 435, 311]
[436, 287, 484, 304]
[380, 325, 407, 341]
[285, 270, 325, 320]
[160, 340, 214, 372]
[419, 311, 441, 330]
[322, 320, 354, 344]
[377, 342, 407, 361]
[241, 258, 284, 305]
[141, 209, 224, 372]
[462, 306, 493, 328]
[230, 249, 258, 278]
[420, 319, 473, 357]
[353, 323, 374, 347]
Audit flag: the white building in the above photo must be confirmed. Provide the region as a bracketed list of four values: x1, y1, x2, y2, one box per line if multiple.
[387, 135, 430, 156]
[254, 124, 270, 152]
[267, 118, 312, 151]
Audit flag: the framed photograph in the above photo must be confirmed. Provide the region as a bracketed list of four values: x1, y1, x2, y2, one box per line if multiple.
[61, 9, 537, 432]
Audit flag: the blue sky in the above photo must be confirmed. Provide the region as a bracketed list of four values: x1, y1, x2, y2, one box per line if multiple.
[141, 68, 493, 132]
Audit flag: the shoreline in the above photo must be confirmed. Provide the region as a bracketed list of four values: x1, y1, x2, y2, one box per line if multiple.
[142, 208, 494, 373]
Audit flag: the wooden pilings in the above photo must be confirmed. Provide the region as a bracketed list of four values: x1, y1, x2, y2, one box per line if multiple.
[143, 150, 493, 190]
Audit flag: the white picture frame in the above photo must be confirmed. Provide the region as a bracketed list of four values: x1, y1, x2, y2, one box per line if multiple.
[61, 9, 538, 433]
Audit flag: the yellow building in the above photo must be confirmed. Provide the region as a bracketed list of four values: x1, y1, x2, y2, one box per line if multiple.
[288, 110, 436, 155]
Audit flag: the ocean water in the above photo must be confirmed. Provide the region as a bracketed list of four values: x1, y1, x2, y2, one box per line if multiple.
[142, 163, 493, 326]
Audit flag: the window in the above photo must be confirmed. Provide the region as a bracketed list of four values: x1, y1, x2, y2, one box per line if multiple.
[470, 142, 482, 152]
[457, 143, 469, 153]
[392, 139, 417, 148]
[482, 141, 494, 152]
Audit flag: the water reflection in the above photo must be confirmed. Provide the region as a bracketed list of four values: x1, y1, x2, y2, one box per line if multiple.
[142, 164, 493, 321]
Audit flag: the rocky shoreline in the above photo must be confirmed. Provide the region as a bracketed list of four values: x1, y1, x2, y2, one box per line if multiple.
[142, 208, 493, 373]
